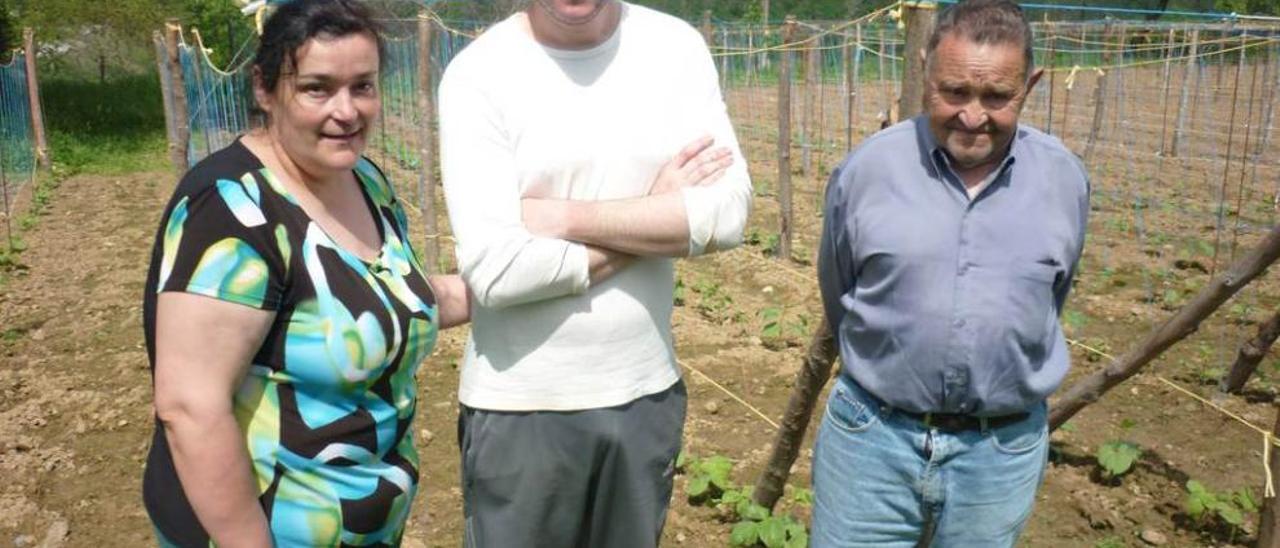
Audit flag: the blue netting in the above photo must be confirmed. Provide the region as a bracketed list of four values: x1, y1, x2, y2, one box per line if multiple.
[0, 50, 35, 196]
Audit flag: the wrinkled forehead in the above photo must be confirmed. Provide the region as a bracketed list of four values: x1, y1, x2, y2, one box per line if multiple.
[927, 33, 1031, 81]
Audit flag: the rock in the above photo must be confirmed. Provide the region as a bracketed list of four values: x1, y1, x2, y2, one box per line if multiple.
[419, 429, 434, 445]
[761, 286, 774, 294]
[14, 535, 35, 547]
[704, 401, 720, 414]
[1140, 528, 1167, 545]
[40, 520, 68, 547]
[676, 533, 686, 543]
[401, 536, 428, 548]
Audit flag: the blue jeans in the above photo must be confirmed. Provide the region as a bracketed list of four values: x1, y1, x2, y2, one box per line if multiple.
[811, 376, 1048, 547]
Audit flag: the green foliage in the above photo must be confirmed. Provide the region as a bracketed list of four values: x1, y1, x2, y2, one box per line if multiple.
[1096, 441, 1141, 479]
[1185, 480, 1259, 533]
[1093, 536, 1125, 548]
[40, 74, 167, 175]
[759, 306, 808, 348]
[680, 452, 810, 548]
[691, 277, 735, 322]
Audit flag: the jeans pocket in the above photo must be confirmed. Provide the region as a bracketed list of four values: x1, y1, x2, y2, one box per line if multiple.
[825, 385, 879, 434]
[990, 410, 1048, 455]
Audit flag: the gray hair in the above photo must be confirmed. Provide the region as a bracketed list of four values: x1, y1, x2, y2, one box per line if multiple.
[925, 0, 1035, 77]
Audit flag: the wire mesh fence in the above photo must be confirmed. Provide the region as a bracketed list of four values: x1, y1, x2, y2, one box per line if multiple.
[0, 48, 36, 249]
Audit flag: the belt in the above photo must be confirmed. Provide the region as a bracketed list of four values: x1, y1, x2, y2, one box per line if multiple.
[897, 409, 1030, 433]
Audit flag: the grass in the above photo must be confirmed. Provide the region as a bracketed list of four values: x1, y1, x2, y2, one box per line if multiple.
[40, 72, 169, 175]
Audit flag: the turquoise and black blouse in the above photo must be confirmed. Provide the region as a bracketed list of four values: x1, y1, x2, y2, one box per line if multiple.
[142, 139, 438, 546]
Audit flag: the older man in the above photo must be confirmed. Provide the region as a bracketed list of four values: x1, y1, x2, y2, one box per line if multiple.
[438, 0, 751, 546]
[813, 0, 1089, 545]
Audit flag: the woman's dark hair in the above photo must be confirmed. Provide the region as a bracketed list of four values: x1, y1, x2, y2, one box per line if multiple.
[253, 0, 386, 93]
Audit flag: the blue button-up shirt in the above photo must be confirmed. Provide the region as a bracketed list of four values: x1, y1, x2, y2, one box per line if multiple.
[818, 116, 1090, 416]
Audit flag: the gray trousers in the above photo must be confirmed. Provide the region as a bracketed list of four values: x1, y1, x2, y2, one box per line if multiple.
[457, 380, 688, 548]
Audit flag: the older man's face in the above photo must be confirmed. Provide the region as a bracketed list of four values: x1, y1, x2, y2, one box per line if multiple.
[924, 34, 1040, 172]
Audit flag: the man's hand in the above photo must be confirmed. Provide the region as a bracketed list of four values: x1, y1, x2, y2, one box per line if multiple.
[648, 135, 734, 195]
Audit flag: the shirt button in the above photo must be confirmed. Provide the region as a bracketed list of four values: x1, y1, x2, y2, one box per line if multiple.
[954, 319, 966, 328]
[958, 264, 969, 275]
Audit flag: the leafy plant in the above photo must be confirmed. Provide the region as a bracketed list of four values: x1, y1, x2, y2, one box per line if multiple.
[1185, 480, 1258, 538]
[679, 452, 810, 547]
[1096, 440, 1141, 479]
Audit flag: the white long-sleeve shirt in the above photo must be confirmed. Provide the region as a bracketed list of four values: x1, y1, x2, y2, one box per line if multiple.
[438, 3, 752, 411]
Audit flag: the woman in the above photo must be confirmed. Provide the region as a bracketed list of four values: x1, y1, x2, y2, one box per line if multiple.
[140, 1, 469, 545]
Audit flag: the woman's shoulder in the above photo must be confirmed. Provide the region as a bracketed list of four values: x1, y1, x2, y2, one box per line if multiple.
[172, 139, 264, 200]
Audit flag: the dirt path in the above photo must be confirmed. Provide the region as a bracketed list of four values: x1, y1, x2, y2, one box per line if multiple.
[0, 167, 1274, 547]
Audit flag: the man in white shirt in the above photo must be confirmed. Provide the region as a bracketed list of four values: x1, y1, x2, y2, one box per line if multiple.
[438, 0, 752, 546]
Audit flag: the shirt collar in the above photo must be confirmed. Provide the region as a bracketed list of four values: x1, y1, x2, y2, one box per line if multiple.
[914, 115, 1019, 184]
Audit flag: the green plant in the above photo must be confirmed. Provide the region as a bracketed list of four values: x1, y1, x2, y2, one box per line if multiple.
[1096, 440, 1141, 479]
[1093, 535, 1125, 548]
[680, 452, 810, 547]
[1185, 480, 1258, 538]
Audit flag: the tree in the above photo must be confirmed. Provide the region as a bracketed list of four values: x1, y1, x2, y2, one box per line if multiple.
[0, 0, 15, 61]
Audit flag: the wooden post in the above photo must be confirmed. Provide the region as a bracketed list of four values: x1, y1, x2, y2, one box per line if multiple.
[752, 317, 838, 511]
[843, 35, 854, 152]
[165, 20, 191, 176]
[1220, 308, 1280, 394]
[851, 24, 862, 146]
[1157, 28, 1176, 159]
[1258, 46, 1278, 157]
[1045, 28, 1056, 135]
[702, 10, 713, 45]
[1084, 24, 1113, 165]
[761, 0, 769, 25]
[801, 33, 815, 176]
[1171, 28, 1199, 158]
[153, 32, 177, 149]
[1259, 406, 1280, 548]
[1048, 221, 1280, 431]
[22, 28, 48, 169]
[776, 17, 794, 262]
[897, 2, 936, 121]
[417, 13, 440, 273]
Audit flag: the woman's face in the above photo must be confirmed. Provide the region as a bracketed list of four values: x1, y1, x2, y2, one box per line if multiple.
[256, 32, 381, 176]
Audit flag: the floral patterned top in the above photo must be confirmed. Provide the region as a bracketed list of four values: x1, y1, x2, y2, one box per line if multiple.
[142, 139, 437, 546]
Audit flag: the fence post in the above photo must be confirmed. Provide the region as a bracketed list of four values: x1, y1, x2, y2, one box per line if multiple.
[1157, 28, 1175, 159]
[165, 20, 191, 176]
[1045, 26, 1056, 135]
[1260, 405, 1280, 548]
[1084, 23, 1113, 165]
[702, 10, 713, 45]
[843, 34, 854, 152]
[898, 2, 936, 121]
[776, 16, 795, 262]
[801, 31, 815, 177]
[1171, 29, 1199, 158]
[22, 28, 48, 169]
[153, 31, 177, 151]
[417, 12, 440, 273]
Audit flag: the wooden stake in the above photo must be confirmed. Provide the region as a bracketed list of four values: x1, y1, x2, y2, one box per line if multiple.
[843, 34, 854, 152]
[1221, 308, 1280, 394]
[153, 31, 177, 153]
[1048, 221, 1280, 431]
[1084, 24, 1113, 164]
[1259, 406, 1280, 548]
[897, 2, 936, 121]
[165, 20, 191, 176]
[777, 17, 795, 262]
[21, 28, 48, 169]
[752, 317, 838, 511]
[702, 10, 712, 45]
[802, 36, 816, 176]
[417, 13, 440, 273]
